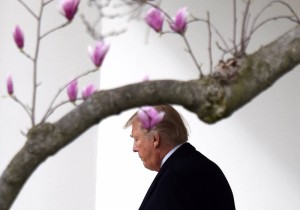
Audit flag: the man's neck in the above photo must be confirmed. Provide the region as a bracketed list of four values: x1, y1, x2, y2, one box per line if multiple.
[160, 143, 184, 168]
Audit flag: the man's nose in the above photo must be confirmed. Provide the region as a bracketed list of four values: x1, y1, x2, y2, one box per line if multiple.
[133, 143, 138, 152]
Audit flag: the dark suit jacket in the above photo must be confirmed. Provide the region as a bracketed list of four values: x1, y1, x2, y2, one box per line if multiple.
[139, 143, 235, 210]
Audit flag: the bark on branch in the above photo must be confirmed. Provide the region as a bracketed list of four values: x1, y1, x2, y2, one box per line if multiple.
[0, 25, 300, 210]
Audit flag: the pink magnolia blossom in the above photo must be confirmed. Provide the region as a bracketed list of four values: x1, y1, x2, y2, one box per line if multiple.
[82, 84, 96, 100]
[67, 79, 78, 102]
[13, 25, 24, 49]
[170, 7, 188, 34]
[137, 106, 165, 130]
[144, 8, 164, 33]
[6, 74, 14, 95]
[59, 0, 80, 22]
[88, 41, 110, 68]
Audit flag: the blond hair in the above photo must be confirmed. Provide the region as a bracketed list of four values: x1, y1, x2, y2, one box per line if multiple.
[125, 104, 189, 145]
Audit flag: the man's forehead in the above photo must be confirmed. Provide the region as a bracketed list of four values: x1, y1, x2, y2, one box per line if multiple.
[130, 128, 139, 138]
[130, 122, 145, 138]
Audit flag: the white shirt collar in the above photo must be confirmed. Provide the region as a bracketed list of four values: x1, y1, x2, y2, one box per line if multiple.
[161, 143, 184, 167]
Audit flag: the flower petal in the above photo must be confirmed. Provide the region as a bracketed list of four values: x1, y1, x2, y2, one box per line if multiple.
[88, 41, 110, 67]
[59, 0, 80, 21]
[13, 25, 24, 49]
[6, 74, 14, 95]
[150, 112, 165, 129]
[144, 8, 164, 33]
[67, 79, 78, 101]
[82, 84, 96, 100]
[170, 7, 188, 34]
[138, 108, 150, 129]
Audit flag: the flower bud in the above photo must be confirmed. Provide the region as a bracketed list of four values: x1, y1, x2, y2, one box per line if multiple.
[6, 74, 14, 95]
[59, 0, 80, 22]
[137, 106, 165, 130]
[13, 25, 24, 49]
[88, 41, 110, 68]
[170, 7, 188, 34]
[144, 8, 164, 33]
[82, 84, 96, 100]
[67, 79, 78, 102]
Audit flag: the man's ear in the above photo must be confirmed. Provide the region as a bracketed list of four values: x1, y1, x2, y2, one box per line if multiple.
[153, 131, 160, 148]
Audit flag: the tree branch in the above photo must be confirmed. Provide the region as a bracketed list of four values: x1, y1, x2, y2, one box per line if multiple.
[1, 23, 300, 210]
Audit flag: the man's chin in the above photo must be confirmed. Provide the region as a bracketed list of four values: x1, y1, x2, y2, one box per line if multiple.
[143, 162, 149, 169]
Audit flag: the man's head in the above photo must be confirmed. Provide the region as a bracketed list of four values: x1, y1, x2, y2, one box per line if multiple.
[125, 104, 188, 171]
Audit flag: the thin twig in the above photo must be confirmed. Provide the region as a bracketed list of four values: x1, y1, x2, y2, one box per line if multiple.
[11, 95, 32, 119]
[245, 0, 300, 49]
[92, 0, 126, 22]
[141, 1, 173, 22]
[240, 0, 252, 56]
[245, 15, 296, 49]
[182, 35, 203, 77]
[81, 13, 127, 40]
[31, 2, 45, 126]
[42, 100, 78, 122]
[215, 42, 236, 60]
[21, 50, 34, 61]
[43, 0, 55, 6]
[206, 12, 213, 74]
[111, 0, 146, 20]
[40, 22, 70, 40]
[17, 0, 38, 19]
[215, 42, 228, 55]
[273, 1, 300, 23]
[261, 15, 297, 30]
[232, 0, 238, 55]
[81, 14, 102, 40]
[251, 1, 277, 29]
[94, 0, 104, 38]
[189, 17, 230, 55]
[41, 68, 98, 123]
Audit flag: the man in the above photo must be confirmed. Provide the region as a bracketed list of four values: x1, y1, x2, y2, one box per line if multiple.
[125, 104, 235, 210]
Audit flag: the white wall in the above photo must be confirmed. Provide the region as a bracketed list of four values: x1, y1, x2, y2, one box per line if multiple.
[97, 0, 300, 210]
[0, 1, 299, 210]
